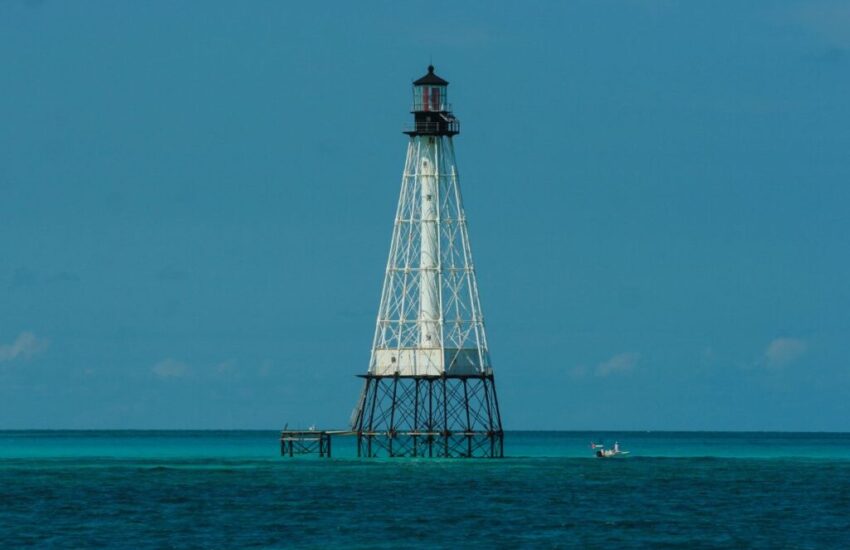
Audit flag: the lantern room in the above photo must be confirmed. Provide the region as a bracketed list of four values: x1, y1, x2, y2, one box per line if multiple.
[412, 65, 449, 112]
[405, 65, 460, 137]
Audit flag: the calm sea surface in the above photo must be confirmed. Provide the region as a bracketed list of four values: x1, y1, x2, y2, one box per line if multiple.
[2, 431, 849, 548]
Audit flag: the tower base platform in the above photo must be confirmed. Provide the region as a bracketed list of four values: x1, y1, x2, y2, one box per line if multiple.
[352, 373, 504, 458]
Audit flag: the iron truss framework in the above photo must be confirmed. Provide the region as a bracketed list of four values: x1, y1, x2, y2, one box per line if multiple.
[352, 373, 503, 458]
[368, 136, 490, 369]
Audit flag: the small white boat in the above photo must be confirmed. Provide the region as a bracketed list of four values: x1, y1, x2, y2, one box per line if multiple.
[591, 441, 630, 458]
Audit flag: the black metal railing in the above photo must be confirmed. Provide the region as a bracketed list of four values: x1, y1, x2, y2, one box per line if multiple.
[403, 119, 461, 135]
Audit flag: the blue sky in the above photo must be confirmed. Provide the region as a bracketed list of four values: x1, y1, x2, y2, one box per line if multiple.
[1, 1, 848, 430]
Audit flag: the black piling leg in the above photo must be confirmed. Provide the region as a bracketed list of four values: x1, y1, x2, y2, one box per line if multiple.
[442, 376, 449, 457]
[428, 379, 434, 458]
[463, 378, 472, 457]
[388, 375, 399, 457]
[413, 378, 420, 457]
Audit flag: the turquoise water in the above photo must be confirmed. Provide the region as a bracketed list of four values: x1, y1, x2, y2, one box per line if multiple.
[2, 431, 849, 547]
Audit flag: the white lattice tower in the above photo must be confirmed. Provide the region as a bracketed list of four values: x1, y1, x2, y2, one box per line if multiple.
[369, 135, 491, 377]
[351, 66, 502, 458]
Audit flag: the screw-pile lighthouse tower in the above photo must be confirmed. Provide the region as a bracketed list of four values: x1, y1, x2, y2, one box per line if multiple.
[351, 66, 504, 458]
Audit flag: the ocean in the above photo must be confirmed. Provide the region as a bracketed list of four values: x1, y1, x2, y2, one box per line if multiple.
[1, 431, 849, 548]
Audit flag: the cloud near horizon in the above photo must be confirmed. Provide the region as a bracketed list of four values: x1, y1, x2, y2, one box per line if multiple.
[0, 332, 49, 362]
[595, 352, 640, 377]
[151, 358, 190, 379]
[764, 338, 807, 368]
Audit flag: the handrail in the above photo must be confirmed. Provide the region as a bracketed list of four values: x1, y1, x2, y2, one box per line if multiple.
[403, 120, 461, 134]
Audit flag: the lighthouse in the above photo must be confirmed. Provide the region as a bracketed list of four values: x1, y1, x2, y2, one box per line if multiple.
[350, 66, 504, 458]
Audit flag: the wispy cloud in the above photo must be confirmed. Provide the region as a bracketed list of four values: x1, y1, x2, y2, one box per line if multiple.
[764, 338, 807, 368]
[595, 352, 640, 377]
[784, 1, 850, 48]
[0, 332, 49, 362]
[151, 358, 190, 379]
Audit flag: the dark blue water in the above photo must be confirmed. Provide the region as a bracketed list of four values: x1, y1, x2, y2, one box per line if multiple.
[2, 431, 849, 548]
